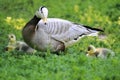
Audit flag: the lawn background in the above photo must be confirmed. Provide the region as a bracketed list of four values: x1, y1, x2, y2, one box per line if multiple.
[0, 0, 120, 80]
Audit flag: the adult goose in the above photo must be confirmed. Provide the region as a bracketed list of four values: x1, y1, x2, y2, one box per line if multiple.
[22, 6, 103, 52]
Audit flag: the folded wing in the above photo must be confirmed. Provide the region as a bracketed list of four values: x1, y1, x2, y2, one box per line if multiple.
[38, 18, 103, 47]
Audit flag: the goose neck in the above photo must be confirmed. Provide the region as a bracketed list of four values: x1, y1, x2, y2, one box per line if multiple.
[30, 15, 41, 25]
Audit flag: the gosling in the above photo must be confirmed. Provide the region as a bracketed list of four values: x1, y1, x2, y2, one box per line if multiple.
[5, 34, 35, 53]
[5, 34, 17, 51]
[86, 45, 115, 59]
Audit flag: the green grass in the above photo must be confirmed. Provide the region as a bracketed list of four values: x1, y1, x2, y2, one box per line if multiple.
[0, 0, 120, 80]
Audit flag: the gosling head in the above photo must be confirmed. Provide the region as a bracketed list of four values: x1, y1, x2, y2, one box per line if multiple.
[35, 6, 48, 24]
[87, 45, 96, 55]
[8, 34, 16, 43]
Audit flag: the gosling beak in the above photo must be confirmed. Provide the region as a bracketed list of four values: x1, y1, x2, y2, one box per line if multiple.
[87, 51, 93, 55]
[87, 51, 90, 54]
[5, 47, 8, 51]
[43, 18, 47, 24]
[86, 51, 90, 53]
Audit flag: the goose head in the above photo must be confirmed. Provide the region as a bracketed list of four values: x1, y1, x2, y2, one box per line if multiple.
[35, 6, 48, 24]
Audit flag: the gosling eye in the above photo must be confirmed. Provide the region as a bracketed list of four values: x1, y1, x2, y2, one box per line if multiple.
[11, 36, 13, 38]
[88, 47, 91, 51]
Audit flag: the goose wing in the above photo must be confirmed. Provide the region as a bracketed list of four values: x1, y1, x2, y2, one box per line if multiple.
[38, 18, 73, 34]
[37, 18, 102, 46]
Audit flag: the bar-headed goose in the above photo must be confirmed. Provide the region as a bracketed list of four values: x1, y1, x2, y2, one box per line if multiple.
[22, 6, 103, 52]
[86, 45, 115, 59]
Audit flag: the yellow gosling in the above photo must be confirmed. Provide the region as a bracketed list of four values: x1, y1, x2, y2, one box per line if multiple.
[5, 34, 36, 53]
[5, 34, 17, 51]
[86, 45, 115, 59]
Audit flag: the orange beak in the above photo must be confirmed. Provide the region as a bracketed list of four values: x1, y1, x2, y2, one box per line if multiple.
[43, 17, 47, 24]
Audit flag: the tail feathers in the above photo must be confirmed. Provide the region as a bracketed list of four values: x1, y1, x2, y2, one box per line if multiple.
[83, 25, 104, 32]
[87, 32, 99, 36]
